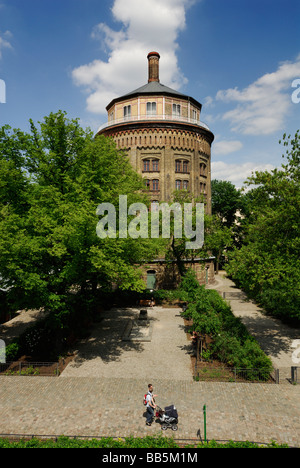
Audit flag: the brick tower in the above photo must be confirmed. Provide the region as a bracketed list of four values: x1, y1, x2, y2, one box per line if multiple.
[97, 52, 214, 214]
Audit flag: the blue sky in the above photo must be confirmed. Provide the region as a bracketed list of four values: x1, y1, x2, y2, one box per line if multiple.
[0, 0, 299, 187]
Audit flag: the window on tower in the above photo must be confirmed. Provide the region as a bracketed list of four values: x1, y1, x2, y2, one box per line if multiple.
[123, 105, 131, 119]
[175, 180, 189, 190]
[175, 159, 189, 173]
[172, 104, 181, 117]
[143, 159, 150, 171]
[152, 179, 159, 191]
[143, 158, 160, 172]
[182, 161, 189, 173]
[152, 159, 159, 171]
[147, 102, 157, 115]
[144, 179, 159, 191]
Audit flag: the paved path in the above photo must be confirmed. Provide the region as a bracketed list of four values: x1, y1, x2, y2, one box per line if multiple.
[0, 275, 300, 446]
[207, 272, 300, 379]
[61, 306, 192, 380]
[0, 376, 299, 446]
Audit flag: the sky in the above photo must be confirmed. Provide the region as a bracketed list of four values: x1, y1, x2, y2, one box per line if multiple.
[0, 0, 299, 188]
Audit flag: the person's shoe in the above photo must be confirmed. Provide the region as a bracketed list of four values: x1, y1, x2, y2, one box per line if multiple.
[146, 422, 152, 426]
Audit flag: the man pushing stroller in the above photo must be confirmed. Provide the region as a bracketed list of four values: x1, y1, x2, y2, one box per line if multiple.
[145, 383, 157, 426]
[145, 383, 178, 430]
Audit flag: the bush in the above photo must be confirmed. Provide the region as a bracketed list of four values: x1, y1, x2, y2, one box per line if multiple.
[5, 341, 19, 361]
[179, 269, 200, 300]
[179, 269, 273, 375]
[0, 436, 289, 448]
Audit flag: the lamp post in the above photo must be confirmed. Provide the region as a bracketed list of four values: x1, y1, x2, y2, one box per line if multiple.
[203, 404, 207, 442]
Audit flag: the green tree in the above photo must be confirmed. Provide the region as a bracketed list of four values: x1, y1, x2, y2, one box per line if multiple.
[211, 179, 242, 228]
[0, 111, 156, 325]
[226, 131, 300, 324]
[204, 215, 233, 273]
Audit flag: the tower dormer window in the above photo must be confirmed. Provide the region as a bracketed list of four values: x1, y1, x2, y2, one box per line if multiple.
[124, 105, 131, 119]
[172, 104, 181, 117]
[147, 102, 157, 115]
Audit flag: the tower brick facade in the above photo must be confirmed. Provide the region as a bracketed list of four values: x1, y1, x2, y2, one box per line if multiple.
[97, 52, 215, 287]
[97, 52, 214, 213]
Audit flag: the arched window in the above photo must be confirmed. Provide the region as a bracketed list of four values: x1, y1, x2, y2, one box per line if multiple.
[172, 104, 181, 117]
[200, 163, 207, 177]
[175, 180, 189, 190]
[147, 102, 157, 115]
[152, 179, 159, 191]
[152, 159, 159, 171]
[175, 180, 181, 190]
[143, 158, 160, 172]
[123, 105, 131, 119]
[143, 159, 150, 171]
[182, 161, 189, 173]
[146, 270, 156, 290]
[175, 160, 189, 173]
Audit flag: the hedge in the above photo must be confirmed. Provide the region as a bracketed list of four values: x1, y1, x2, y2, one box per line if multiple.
[0, 436, 289, 448]
[179, 270, 273, 375]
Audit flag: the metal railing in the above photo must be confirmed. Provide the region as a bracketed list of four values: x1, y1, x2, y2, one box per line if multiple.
[97, 114, 211, 132]
[194, 365, 278, 384]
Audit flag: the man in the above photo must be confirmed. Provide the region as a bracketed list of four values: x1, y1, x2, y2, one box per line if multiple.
[146, 383, 157, 426]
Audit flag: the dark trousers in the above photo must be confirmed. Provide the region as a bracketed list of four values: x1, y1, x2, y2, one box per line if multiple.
[146, 406, 154, 423]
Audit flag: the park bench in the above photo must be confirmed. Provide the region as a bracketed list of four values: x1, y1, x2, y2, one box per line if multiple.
[139, 299, 155, 307]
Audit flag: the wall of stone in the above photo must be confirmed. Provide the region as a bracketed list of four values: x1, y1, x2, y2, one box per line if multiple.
[139, 259, 215, 290]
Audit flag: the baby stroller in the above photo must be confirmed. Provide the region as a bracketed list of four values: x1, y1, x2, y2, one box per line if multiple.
[155, 405, 178, 431]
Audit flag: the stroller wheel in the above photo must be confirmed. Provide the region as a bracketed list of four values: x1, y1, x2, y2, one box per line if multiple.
[171, 424, 178, 431]
[161, 424, 168, 431]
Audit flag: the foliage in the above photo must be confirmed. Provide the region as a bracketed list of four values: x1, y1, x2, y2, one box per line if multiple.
[0, 436, 289, 448]
[151, 289, 190, 303]
[202, 214, 233, 272]
[211, 179, 242, 228]
[0, 111, 158, 330]
[164, 190, 235, 276]
[5, 342, 19, 361]
[226, 131, 300, 325]
[179, 270, 272, 374]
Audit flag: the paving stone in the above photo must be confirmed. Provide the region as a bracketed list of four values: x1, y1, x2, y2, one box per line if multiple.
[0, 274, 299, 446]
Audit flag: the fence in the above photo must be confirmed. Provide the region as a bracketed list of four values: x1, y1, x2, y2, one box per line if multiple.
[0, 361, 60, 376]
[194, 364, 300, 384]
[194, 364, 278, 384]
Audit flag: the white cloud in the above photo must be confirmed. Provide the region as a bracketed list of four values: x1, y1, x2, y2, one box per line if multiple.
[211, 161, 275, 188]
[213, 139, 243, 156]
[72, 0, 195, 113]
[0, 30, 13, 59]
[216, 55, 300, 135]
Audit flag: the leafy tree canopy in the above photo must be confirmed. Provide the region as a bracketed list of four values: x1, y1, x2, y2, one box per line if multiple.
[226, 131, 300, 324]
[0, 111, 157, 324]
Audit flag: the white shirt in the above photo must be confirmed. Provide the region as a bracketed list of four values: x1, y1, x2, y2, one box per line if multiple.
[146, 391, 153, 408]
